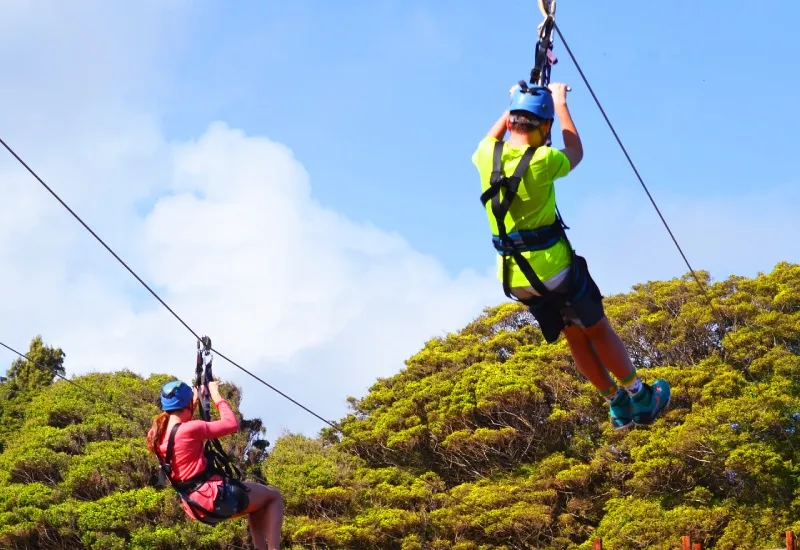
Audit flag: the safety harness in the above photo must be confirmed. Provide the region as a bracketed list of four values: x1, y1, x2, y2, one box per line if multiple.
[480, 140, 572, 304]
[155, 336, 248, 526]
[480, 0, 576, 307]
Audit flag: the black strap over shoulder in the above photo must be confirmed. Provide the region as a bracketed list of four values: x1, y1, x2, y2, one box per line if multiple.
[194, 338, 245, 484]
[153, 336, 251, 526]
[156, 423, 246, 525]
[157, 425, 219, 519]
[481, 140, 572, 303]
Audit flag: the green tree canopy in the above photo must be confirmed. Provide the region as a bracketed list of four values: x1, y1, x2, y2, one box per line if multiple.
[5, 336, 65, 392]
[0, 263, 798, 549]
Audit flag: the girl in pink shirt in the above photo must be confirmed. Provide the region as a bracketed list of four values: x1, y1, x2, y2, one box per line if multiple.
[148, 380, 284, 550]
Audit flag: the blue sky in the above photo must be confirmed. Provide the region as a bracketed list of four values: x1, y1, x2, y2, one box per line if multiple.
[156, 0, 800, 285]
[1, 0, 798, 437]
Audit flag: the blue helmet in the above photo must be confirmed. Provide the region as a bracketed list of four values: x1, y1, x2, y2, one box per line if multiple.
[509, 86, 554, 120]
[160, 380, 193, 411]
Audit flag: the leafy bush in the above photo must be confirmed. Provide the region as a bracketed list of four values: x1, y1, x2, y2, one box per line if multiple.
[0, 264, 798, 548]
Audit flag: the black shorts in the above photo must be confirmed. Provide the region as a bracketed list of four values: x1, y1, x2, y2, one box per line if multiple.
[199, 481, 250, 525]
[526, 254, 605, 344]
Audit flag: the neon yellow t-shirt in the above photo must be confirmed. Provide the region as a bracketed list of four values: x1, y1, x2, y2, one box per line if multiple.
[472, 136, 572, 287]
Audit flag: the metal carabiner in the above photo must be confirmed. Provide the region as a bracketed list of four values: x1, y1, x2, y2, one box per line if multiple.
[194, 336, 214, 421]
[538, 0, 556, 18]
[530, 1, 557, 86]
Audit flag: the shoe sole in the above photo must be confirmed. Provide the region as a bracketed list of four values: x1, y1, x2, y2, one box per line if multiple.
[612, 419, 634, 430]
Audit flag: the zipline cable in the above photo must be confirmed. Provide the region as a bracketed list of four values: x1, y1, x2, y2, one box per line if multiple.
[2, 7, 710, 437]
[551, 23, 709, 296]
[542, 14, 754, 354]
[0, 136, 341, 432]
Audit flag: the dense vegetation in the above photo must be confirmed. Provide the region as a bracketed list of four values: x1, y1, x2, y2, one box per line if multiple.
[0, 263, 798, 549]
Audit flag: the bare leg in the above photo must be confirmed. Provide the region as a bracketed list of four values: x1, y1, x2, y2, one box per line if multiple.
[563, 324, 616, 395]
[510, 286, 637, 391]
[265, 488, 284, 550]
[582, 317, 636, 383]
[232, 482, 284, 550]
[248, 508, 268, 550]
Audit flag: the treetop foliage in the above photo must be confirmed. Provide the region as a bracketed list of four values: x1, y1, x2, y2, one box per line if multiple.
[0, 263, 798, 549]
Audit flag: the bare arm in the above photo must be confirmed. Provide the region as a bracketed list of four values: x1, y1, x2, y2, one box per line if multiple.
[485, 110, 510, 141]
[555, 103, 583, 169]
[548, 83, 583, 170]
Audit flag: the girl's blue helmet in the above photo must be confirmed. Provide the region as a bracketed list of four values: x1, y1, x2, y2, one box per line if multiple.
[160, 380, 193, 411]
[509, 85, 554, 120]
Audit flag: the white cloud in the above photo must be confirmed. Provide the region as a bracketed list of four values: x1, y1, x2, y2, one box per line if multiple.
[132, 122, 500, 429]
[559, 182, 800, 297]
[2, 116, 502, 436]
[0, 2, 500, 438]
[1, 1, 798, 441]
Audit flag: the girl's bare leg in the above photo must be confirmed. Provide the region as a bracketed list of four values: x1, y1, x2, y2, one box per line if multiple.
[232, 482, 284, 550]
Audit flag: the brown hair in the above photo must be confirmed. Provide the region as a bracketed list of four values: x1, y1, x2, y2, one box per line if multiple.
[509, 111, 547, 133]
[147, 412, 171, 456]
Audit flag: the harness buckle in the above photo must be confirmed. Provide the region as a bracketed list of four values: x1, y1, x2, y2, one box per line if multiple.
[491, 222, 566, 255]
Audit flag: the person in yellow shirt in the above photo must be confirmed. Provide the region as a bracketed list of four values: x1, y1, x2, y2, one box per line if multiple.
[472, 81, 670, 429]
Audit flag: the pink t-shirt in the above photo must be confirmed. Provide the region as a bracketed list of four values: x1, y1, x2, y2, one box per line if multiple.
[151, 400, 239, 520]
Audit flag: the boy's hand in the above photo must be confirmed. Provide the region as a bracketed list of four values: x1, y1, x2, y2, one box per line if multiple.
[547, 82, 570, 105]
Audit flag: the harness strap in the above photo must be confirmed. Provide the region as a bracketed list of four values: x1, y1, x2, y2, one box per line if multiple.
[196, 338, 212, 421]
[204, 438, 243, 483]
[154, 423, 231, 523]
[193, 337, 245, 484]
[482, 140, 572, 303]
[154, 335, 251, 527]
[491, 224, 564, 254]
[164, 423, 179, 472]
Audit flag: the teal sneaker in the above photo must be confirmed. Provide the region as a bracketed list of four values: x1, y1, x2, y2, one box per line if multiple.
[608, 389, 634, 430]
[630, 379, 671, 425]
